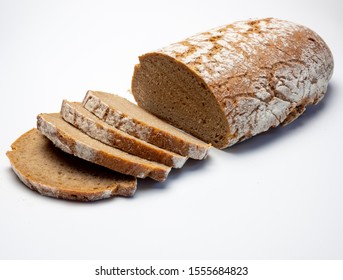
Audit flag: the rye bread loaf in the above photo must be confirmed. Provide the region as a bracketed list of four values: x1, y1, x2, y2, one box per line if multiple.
[37, 113, 171, 181]
[61, 100, 187, 168]
[82, 90, 211, 159]
[6, 129, 137, 201]
[131, 18, 334, 148]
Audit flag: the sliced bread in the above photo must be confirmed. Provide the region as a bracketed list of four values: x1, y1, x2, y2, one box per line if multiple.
[82, 90, 211, 159]
[61, 100, 187, 168]
[131, 18, 334, 148]
[37, 113, 171, 182]
[6, 129, 137, 201]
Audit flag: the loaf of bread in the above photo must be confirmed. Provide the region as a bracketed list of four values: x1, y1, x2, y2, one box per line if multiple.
[132, 18, 334, 148]
[6, 129, 137, 201]
[7, 18, 334, 202]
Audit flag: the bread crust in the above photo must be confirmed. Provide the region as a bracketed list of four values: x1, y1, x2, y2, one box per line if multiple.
[132, 18, 334, 148]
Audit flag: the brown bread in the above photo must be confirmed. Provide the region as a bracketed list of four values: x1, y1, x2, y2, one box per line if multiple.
[61, 100, 187, 168]
[6, 129, 137, 201]
[131, 18, 334, 148]
[82, 90, 211, 159]
[37, 113, 171, 182]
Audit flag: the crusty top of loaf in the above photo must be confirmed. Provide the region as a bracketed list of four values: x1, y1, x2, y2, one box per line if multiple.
[155, 18, 333, 88]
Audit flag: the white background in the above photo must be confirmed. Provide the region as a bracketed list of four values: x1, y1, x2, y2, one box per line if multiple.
[0, 0, 342, 260]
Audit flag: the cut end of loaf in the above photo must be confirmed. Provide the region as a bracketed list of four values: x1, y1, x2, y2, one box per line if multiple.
[132, 53, 231, 148]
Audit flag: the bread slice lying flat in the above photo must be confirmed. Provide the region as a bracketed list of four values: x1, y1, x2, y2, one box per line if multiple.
[82, 90, 211, 160]
[61, 100, 187, 168]
[37, 113, 171, 182]
[6, 129, 137, 201]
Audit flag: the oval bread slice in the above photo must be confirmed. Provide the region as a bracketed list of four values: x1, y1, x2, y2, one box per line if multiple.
[82, 90, 211, 159]
[6, 129, 137, 201]
[37, 113, 171, 182]
[61, 100, 187, 168]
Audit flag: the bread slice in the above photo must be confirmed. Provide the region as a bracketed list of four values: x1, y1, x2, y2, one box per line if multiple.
[131, 18, 334, 148]
[6, 129, 137, 201]
[61, 100, 187, 168]
[37, 113, 171, 182]
[82, 90, 211, 159]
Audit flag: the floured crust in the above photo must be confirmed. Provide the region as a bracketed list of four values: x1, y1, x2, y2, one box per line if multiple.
[37, 113, 171, 182]
[133, 18, 334, 148]
[61, 100, 187, 168]
[6, 129, 137, 201]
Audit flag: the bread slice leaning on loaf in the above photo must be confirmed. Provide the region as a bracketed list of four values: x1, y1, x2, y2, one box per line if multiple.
[61, 100, 187, 168]
[131, 17, 334, 148]
[6, 129, 137, 201]
[37, 113, 171, 182]
[82, 90, 211, 159]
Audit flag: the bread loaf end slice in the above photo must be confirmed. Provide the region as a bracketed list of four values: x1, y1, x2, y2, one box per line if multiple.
[82, 90, 211, 159]
[61, 100, 187, 168]
[37, 113, 171, 182]
[6, 129, 137, 201]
